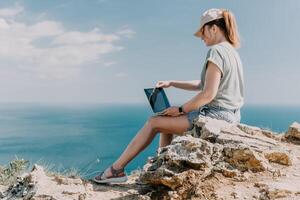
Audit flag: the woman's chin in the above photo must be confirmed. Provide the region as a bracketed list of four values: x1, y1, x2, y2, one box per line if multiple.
[203, 41, 209, 46]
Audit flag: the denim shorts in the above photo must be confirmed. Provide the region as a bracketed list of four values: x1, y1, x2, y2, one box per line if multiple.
[187, 105, 241, 131]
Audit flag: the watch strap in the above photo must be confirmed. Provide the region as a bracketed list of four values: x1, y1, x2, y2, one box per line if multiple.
[179, 106, 185, 113]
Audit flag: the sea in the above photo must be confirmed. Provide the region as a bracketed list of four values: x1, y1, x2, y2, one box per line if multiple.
[0, 103, 299, 178]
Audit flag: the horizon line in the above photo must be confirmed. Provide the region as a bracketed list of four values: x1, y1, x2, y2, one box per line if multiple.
[0, 101, 299, 107]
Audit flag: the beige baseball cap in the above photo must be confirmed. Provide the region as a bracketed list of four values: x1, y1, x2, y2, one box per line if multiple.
[194, 8, 224, 38]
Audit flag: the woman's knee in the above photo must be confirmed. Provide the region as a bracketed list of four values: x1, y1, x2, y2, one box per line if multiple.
[146, 116, 161, 132]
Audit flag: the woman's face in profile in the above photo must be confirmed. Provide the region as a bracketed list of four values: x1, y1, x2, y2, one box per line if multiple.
[200, 25, 216, 46]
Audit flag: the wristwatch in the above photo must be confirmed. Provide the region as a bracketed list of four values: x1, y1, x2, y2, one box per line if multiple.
[178, 106, 185, 114]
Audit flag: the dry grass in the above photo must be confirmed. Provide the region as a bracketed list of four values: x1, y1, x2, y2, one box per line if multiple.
[0, 158, 29, 186]
[0, 158, 82, 186]
[35, 159, 81, 178]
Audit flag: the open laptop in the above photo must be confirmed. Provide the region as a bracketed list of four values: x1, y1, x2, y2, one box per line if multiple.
[144, 87, 170, 116]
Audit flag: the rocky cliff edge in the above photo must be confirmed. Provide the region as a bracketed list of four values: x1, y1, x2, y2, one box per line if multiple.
[1, 118, 300, 200]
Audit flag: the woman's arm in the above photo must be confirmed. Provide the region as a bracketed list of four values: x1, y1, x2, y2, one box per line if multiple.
[181, 61, 222, 113]
[156, 80, 201, 91]
[170, 80, 201, 91]
[161, 61, 221, 117]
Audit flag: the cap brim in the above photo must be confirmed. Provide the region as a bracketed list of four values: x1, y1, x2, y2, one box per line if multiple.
[194, 27, 203, 38]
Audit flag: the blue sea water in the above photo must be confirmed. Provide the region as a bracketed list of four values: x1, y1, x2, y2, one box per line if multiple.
[0, 103, 299, 177]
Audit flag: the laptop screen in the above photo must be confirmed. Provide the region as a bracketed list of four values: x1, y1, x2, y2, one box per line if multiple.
[144, 88, 170, 113]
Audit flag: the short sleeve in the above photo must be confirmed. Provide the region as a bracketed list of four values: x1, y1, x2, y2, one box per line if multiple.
[206, 47, 224, 75]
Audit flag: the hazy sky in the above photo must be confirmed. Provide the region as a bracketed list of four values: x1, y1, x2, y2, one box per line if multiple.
[0, 0, 299, 105]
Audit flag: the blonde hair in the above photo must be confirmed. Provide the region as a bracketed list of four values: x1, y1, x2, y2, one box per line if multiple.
[204, 9, 241, 48]
[222, 9, 241, 48]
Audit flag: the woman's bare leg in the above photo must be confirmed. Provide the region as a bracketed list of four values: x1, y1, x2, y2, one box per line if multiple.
[102, 114, 190, 177]
[159, 133, 173, 148]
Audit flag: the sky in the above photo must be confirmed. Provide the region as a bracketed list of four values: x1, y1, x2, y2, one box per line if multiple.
[0, 0, 299, 106]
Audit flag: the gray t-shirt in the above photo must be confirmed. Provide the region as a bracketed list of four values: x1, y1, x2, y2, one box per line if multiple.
[199, 41, 244, 110]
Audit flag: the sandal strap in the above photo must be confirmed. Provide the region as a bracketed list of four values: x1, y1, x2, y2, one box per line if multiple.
[94, 171, 105, 180]
[110, 166, 124, 177]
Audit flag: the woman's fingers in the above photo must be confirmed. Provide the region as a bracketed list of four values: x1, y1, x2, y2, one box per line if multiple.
[164, 107, 176, 116]
[157, 83, 163, 88]
[161, 108, 169, 115]
[160, 106, 180, 116]
[162, 109, 167, 115]
[155, 81, 167, 88]
[155, 81, 162, 87]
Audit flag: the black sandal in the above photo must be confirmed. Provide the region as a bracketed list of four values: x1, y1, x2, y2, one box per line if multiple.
[92, 166, 127, 184]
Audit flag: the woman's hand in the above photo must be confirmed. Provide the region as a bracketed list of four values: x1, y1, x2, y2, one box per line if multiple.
[155, 80, 172, 88]
[161, 106, 182, 117]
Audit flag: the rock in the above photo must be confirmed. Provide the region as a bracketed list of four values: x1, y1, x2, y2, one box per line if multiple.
[285, 122, 300, 144]
[223, 145, 267, 172]
[230, 191, 238, 199]
[1, 164, 140, 200]
[238, 124, 281, 141]
[0, 165, 86, 200]
[196, 118, 278, 151]
[254, 178, 300, 200]
[264, 150, 292, 166]
[139, 135, 217, 189]
[137, 117, 299, 200]
[221, 169, 238, 178]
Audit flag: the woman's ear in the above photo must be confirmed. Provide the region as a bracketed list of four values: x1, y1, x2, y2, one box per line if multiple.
[211, 24, 218, 34]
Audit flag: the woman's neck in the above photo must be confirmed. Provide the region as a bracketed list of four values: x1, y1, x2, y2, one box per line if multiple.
[214, 34, 228, 44]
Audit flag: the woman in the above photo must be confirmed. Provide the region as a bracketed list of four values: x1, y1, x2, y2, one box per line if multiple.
[93, 8, 244, 183]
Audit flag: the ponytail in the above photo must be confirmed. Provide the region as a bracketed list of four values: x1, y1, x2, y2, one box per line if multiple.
[222, 9, 241, 48]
